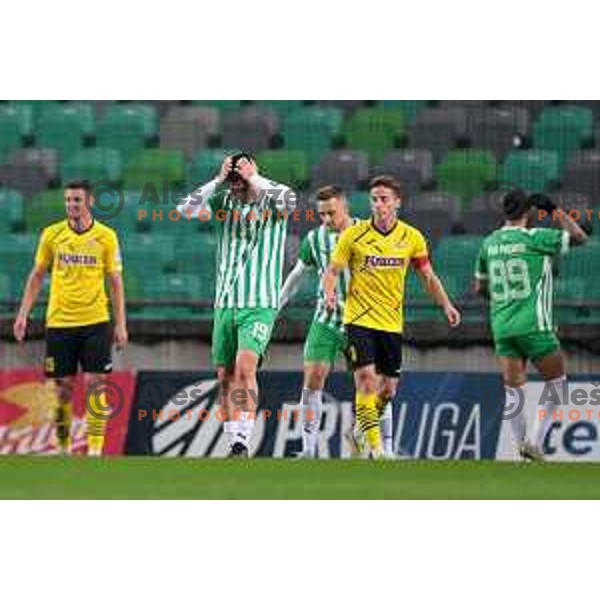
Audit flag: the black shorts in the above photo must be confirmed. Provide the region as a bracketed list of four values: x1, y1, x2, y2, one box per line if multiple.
[45, 322, 113, 378]
[346, 324, 403, 378]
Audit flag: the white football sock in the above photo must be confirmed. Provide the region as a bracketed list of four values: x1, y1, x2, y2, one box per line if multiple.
[533, 376, 566, 450]
[301, 388, 322, 458]
[381, 401, 394, 456]
[235, 411, 255, 447]
[505, 384, 527, 446]
[223, 420, 239, 448]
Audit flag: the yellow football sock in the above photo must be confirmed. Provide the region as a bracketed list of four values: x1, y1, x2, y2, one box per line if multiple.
[355, 391, 383, 456]
[87, 392, 107, 456]
[55, 402, 73, 453]
[375, 394, 390, 419]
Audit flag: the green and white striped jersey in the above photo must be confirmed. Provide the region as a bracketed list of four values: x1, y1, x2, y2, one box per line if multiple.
[209, 189, 288, 309]
[475, 226, 570, 340]
[299, 221, 356, 332]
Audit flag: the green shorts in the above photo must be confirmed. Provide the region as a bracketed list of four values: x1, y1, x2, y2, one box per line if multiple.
[494, 331, 561, 362]
[303, 321, 348, 366]
[212, 307, 277, 369]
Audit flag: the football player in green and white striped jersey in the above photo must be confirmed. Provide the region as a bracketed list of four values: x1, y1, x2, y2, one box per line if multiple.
[474, 189, 588, 460]
[177, 153, 295, 456]
[280, 186, 394, 458]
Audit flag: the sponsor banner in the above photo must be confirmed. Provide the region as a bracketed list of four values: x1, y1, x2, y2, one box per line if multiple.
[126, 371, 505, 459]
[0, 369, 135, 455]
[496, 378, 600, 461]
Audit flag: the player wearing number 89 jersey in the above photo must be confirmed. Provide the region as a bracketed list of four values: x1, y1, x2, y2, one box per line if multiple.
[474, 189, 588, 460]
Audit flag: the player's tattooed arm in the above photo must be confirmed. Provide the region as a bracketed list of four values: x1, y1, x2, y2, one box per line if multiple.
[322, 263, 343, 311]
[474, 277, 489, 300]
[416, 262, 461, 327]
[108, 272, 128, 349]
[279, 261, 313, 309]
[13, 264, 47, 342]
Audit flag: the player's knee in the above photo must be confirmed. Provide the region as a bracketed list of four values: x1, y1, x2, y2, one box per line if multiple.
[217, 367, 233, 389]
[305, 365, 328, 389]
[355, 368, 377, 394]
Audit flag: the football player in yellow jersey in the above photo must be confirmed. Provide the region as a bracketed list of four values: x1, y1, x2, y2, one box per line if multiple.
[13, 180, 128, 456]
[323, 176, 461, 458]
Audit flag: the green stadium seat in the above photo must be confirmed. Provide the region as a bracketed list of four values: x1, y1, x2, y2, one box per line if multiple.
[348, 192, 372, 219]
[533, 106, 594, 168]
[253, 101, 305, 117]
[101, 103, 158, 136]
[381, 100, 428, 123]
[173, 230, 219, 275]
[186, 148, 241, 185]
[285, 267, 318, 323]
[283, 107, 343, 163]
[123, 149, 185, 190]
[0, 110, 23, 161]
[500, 150, 559, 193]
[433, 235, 484, 296]
[191, 100, 242, 112]
[96, 104, 158, 162]
[404, 270, 440, 322]
[0, 103, 33, 136]
[0, 188, 25, 232]
[9, 101, 61, 124]
[344, 108, 405, 164]
[0, 234, 37, 285]
[140, 273, 205, 319]
[255, 150, 308, 188]
[61, 148, 123, 183]
[39, 103, 95, 135]
[26, 191, 66, 231]
[36, 105, 93, 157]
[436, 150, 497, 204]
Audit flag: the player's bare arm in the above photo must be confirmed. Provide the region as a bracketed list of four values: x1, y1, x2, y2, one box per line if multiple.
[177, 156, 233, 218]
[416, 262, 461, 327]
[108, 272, 128, 349]
[13, 264, 47, 342]
[322, 263, 342, 310]
[279, 260, 313, 309]
[530, 193, 588, 246]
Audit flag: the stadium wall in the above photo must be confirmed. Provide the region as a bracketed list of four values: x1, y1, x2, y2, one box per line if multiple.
[2, 341, 600, 373]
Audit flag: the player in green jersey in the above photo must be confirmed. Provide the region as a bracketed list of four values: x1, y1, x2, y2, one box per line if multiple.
[280, 186, 394, 458]
[177, 153, 295, 456]
[474, 189, 588, 460]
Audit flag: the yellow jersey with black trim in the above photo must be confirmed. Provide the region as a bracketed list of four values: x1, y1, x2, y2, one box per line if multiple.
[35, 219, 123, 328]
[331, 218, 429, 333]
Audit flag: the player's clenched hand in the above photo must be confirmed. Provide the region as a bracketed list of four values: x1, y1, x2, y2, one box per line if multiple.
[235, 157, 258, 180]
[217, 157, 234, 184]
[325, 290, 337, 311]
[444, 303, 461, 328]
[13, 315, 27, 342]
[114, 323, 128, 350]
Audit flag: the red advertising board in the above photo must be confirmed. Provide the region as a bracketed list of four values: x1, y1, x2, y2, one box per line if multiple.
[0, 369, 135, 455]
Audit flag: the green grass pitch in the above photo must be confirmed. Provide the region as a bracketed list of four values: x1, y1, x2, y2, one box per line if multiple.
[2, 456, 600, 499]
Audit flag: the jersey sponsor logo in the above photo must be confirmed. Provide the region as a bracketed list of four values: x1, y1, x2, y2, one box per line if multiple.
[364, 255, 405, 268]
[58, 253, 98, 266]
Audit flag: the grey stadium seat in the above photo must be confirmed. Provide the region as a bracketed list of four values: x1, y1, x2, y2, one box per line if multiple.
[9, 148, 59, 181]
[408, 108, 467, 163]
[400, 207, 453, 246]
[0, 163, 52, 197]
[311, 150, 369, 190]
[221, 107, 279, 152]
[466, 107, 529, 159]
[563, 151, 600, 205]
[371, 149, 433, 196]
[160, 106, 220, 158]
[406, 192, 462, 221]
